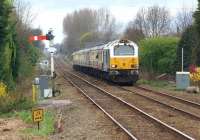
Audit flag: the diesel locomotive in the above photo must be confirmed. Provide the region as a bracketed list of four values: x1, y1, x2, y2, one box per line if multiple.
[72, 39, 139, 84]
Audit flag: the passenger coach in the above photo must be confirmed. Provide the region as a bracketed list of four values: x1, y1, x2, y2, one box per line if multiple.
[72, 39, 139, 84]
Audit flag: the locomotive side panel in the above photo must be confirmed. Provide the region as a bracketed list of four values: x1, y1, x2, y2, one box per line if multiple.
[102, 49, 110, 72]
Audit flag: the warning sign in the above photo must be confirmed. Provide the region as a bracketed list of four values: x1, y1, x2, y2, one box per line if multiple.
[190, 67, 200, 82]
[32, 108, 44, 123]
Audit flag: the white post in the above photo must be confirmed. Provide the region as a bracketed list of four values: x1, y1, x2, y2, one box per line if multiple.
[50, 52, 54, 77]
[49, 36, 54, 78]
[182, 48, 183, 72]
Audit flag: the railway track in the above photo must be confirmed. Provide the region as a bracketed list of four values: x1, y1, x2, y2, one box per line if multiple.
[69, 66, 200, 121]
[56, 59, 200, 139]
[69, 66, 200, 120]
[58, 68, 194, 140]
[120, 87, 200, 121]
[134, 85, 200, 108]
[119, 86, 200, 120]
[67, 71, 200, 139]
[73, 72, 200, 138]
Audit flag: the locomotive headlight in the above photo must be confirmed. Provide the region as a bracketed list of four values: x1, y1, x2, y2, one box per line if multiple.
[111, 64, 117, 68]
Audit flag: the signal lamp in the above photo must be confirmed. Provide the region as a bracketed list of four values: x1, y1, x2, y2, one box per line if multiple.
[46, 31, 54, 40]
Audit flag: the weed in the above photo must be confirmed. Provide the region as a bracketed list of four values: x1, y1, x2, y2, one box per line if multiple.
[19, 111, 55, 136]
[137, 79, 172, 88]
[0, 93, 34, 115]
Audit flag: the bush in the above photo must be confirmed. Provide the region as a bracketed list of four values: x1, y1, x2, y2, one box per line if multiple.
[139, 37, 179, 74]
[16, 45, 41, 80]
[0, 93, 34, 114]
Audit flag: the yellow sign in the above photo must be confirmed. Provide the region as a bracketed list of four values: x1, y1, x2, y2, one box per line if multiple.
[32, 108, 44, 122]
[0, 82, 7, 97]
[190, 67, 200, 82]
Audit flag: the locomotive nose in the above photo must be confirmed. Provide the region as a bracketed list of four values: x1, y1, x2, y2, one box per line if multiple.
[111, 57, 137, 69]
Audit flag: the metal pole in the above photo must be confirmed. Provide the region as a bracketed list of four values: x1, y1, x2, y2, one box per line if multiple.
[38, 122, 40, 130]
[182, 48, 183, 72]
[51, 52, 54, 77]
[51, 52, 55, 96]
[32, 84, 36, 102]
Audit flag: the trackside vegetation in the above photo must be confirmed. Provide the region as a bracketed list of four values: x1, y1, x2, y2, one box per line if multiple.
[175, 0, 200, 72]
[139, 37, 180, 75]
[0, 0, 41, 89]
[138, 0, 200, 80]
[0, 1, 54, 138]
[0, 0, 18, 88]
[17, 110, 54, 136]
[0, 0, 42, 115]
[176, 26, 200, 71]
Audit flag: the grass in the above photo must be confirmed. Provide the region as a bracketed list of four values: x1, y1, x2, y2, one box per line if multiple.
[0, 96, 55, 137]
[0, 111, 16, 118]
[17, 110, 55, 136]
[16, 110, 33, 123]
[137, 79, 175, 90]
[0, 95, 34, 117]
[0, 56, 55, 136]
[137, 79, 169, 87]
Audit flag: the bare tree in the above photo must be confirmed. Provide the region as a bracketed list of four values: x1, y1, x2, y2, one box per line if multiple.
[134, 8, 148, 36]
[13, 0, 44, 48]
[124, 21, 145, 42]
[63, 8, 97, 53]
[15, 1, 34, 24]
[175, 7, 193, 35]
[14, 0, 36, 36]
[134, 6, 171, 37]
[63, 8, 118, 54]
[96, 8, 117, 41]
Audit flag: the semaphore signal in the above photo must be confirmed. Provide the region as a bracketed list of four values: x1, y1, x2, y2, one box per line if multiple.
[29, 32, 54, 42]
[29, 35, 47, 42]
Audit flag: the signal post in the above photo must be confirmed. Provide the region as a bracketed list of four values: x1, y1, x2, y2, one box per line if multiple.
[29, 29, 56, 99]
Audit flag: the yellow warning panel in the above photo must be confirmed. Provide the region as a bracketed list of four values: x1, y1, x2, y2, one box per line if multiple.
[32, 108, 44, 123]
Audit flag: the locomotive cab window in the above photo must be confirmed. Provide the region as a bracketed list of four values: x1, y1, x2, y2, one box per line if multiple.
[114, 45, 134, 56]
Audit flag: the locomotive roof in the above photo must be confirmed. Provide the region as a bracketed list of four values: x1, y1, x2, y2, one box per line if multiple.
[72, 39, 136, 55]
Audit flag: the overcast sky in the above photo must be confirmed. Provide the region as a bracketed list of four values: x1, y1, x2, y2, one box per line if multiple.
[26, 0, 197, 44]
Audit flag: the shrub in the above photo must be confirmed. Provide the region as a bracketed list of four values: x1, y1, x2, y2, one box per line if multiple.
[139, 37, 179, 74]
[0, 93, 34, 114]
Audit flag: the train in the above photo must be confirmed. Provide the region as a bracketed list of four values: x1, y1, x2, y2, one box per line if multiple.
[72, 39, 139, 84]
